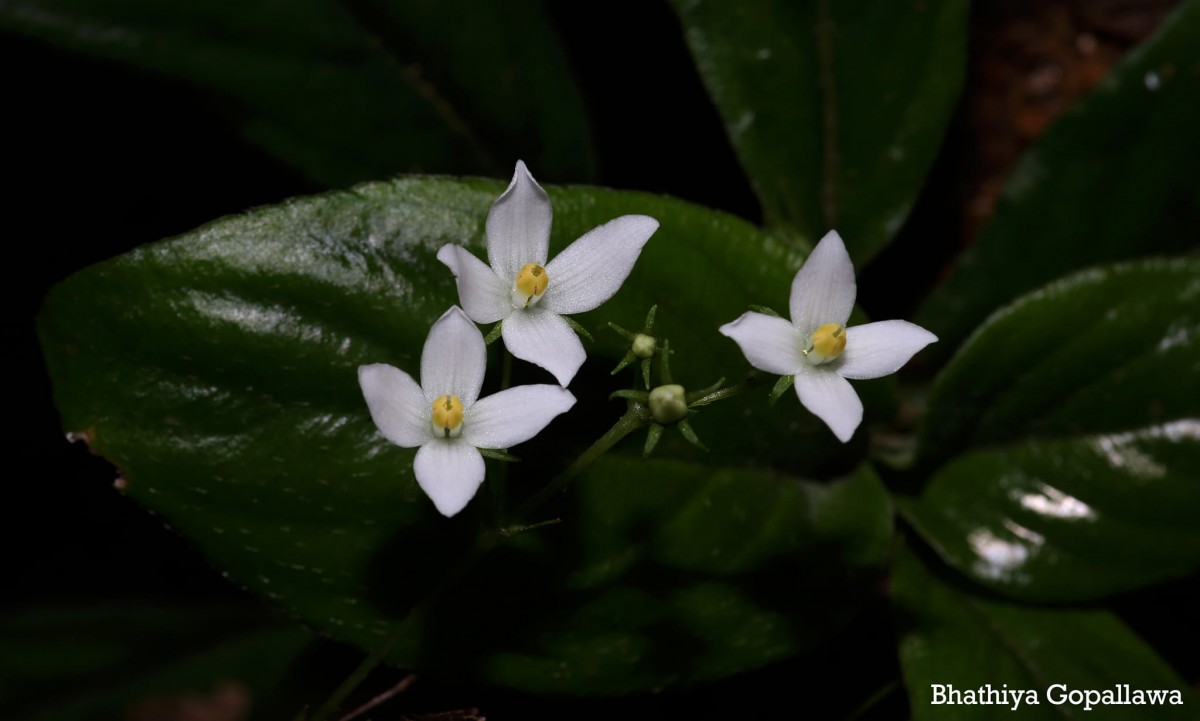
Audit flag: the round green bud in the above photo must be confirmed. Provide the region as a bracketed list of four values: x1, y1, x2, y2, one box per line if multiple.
[632, 333, 657, 359]
[649, 384, 688, 425]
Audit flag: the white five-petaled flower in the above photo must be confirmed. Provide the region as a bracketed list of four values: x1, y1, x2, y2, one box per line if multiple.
[719, 230, 937, 443]
[437, 161, 660, 386]
[358, 307, 576, 517]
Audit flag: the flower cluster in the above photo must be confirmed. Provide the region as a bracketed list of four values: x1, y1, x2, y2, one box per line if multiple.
[359, 164, 936, 517]
[360, 162, 658, 516]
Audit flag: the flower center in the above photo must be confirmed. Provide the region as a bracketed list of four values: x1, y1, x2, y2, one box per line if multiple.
[804, 323, 846, 365]
[511, 262, 549, 309]
[431, 394, 464, 438]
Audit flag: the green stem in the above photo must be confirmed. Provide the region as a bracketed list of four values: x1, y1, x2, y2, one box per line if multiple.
[309, 402, 649, 721]
[512, 403, 649, 518]
[489, 350, 515, 524]
[840, 679, 900, 721]
[500, 349, 513, 391]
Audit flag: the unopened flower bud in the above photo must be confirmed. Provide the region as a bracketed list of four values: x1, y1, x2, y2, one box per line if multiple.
[649, 384, 688, 424]
[632, 333, 657, 359]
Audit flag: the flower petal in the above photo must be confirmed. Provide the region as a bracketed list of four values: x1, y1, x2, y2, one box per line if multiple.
[421, 307, 486, 405]
[542, 215, 659, 315]
[794, 369, 863, 443]
[789, 230, 856, 333]
[486, 160, 552, 282]
[717, 312, 806, 375]
[502, 307, 586, 386]
[838, 320, 938, 380]
[464, 385, 576, 449]
[437, 244, 510, 324]
[413, 440, 486, 517]
[358, 363, 429, 447]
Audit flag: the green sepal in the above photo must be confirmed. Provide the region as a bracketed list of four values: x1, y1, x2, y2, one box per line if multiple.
[563, 315, 594, 343]
[643, 424, 665, 458]
[483, 321, 504, 345]
[610, 389, 649, 403]
[686, 378, 726, 406]
[748, 305, 782, 318]
[678, 420, 708, 452]
[768, 375, 794, 406]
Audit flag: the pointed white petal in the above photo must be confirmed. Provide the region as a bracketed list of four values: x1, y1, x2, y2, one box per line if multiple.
[413, 440, 485, 517]
[486, 160, 551, 282]
[838, 320, 938, 380]
[421, 307, 486, 406]
[358, 364, 430, 448]
[437, 245, 510, 324]
[465, 385, 576, 449]
[502, 308, 586, 386]
[794, 369, 863, 443]
[789, 230, 856, 333]
[717, 312, 806, 375]
[542, 215, 659, 315]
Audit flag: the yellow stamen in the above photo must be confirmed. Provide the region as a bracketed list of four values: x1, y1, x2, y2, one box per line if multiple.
[513, 262, 549, 308]
[431, 394, 464, 438]
[805, 323, 846, 365]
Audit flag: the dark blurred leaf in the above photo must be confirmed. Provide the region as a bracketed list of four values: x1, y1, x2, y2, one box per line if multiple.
[900, 421, 1200, 602]
[38, 177, 892, 692]
[893, 544, 1200, 721]
[916, 1, 1200, 360]
[0, 0, 592, 186]
[478, 460, 892, 693]
[0, 604, 311, 721]
[921, 258, 1198, 460]
[671, 0, 967, 262]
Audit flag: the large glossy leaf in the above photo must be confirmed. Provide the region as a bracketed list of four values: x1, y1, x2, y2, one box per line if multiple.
[916, 1, 1200, 359]
[0, 0, 592, 186]
[921, 258, 1199, 461]
[38, 178, 893, 693]
[0, 604, 311, 721]
[907, 259, 1199, 601]
[671, 0, 967, 261]
[900, 421, 1200, 603]
[893, 545, 1199, 721]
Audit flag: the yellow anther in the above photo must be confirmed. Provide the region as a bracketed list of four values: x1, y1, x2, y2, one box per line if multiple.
[805, 323, 846, 365]
[513, 262, 549, 308]
[431, 394, 464, 438]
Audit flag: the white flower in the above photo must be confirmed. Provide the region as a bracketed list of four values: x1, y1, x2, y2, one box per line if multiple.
[437, 161, 659, 386]
[358, 307, 575, 517]
[719, 231, 936, 443]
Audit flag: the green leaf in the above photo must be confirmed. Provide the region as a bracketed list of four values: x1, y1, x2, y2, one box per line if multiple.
[0, 604, 311, 721]
[916, 1, 1200, 359]
[482, 460, 892, 693]
[907, 259, 1199, 601]
[0, 0, 592, 186]
[921, 258, 1199, 461]
[38, 178, 893, 692]
[900, 421, 1200, 603]
[671, 0, 968, 262]
[893, 544, 1200, 721]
